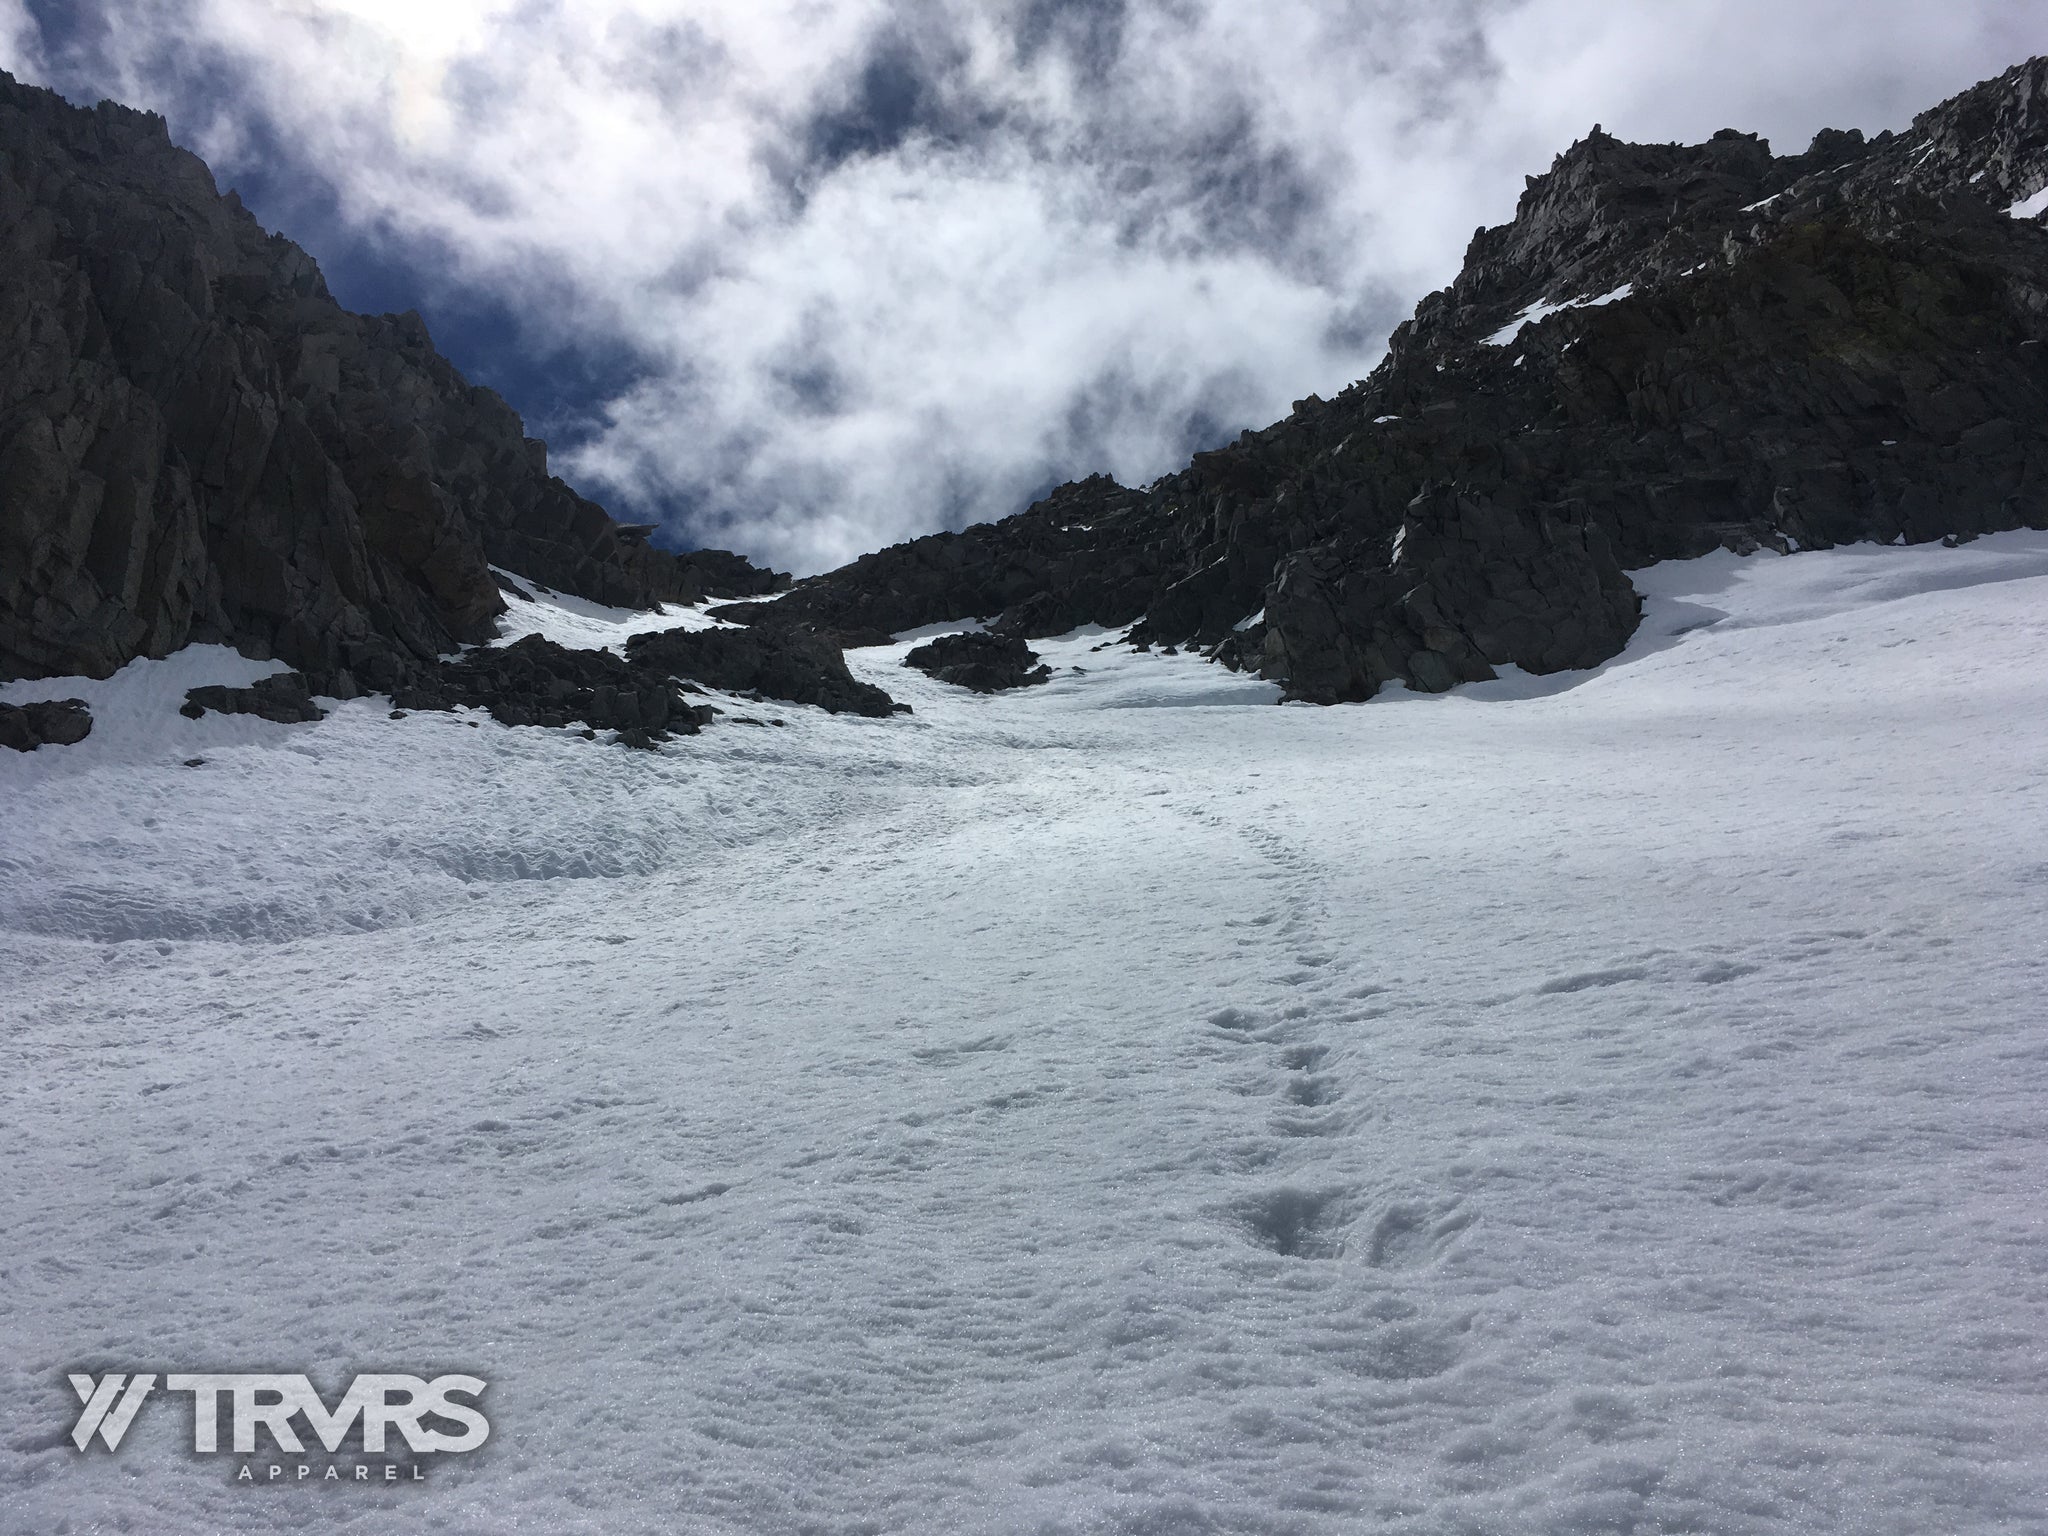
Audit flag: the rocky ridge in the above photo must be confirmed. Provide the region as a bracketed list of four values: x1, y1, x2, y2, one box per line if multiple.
[719, 58, 2048, 702]
[7, 59, 2048, 732]
[166, 620, 904, 745]
[0, 69, 785, 697]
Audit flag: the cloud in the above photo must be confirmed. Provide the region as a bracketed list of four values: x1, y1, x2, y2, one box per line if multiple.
[9, 1, 2041, 572]
[0, 0, 45, 77]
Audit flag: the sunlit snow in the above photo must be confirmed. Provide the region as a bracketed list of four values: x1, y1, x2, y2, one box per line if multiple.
[487, 568, 730, 650]
[2008, 186, 2048, 219]
[1483, 283, 1633, 346]
[3, 535, 2046, 1533]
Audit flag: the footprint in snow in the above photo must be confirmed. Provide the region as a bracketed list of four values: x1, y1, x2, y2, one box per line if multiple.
[910, 1033, 1013, 1065]
[1364, 1199, 1474, 1270]
[1271, 1107, 1347, 1139]
[1536, 965, 1650, 995]
[1283, 1075, 1341, 1107]
[1693, 960, 1760, 985]
[1207, 1005, 1267, 1037]
[658, 1182, 732, 1207]
[1232, 1186, 1352, 1259]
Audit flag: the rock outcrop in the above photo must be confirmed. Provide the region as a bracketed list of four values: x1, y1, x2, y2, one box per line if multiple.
[0, 70, 784, 692]
[389, 634, 709, 745]
[626, 627, 901, 718]
[0, 696, 91, 750]
[174, 625, 905, 741]
[721, 57, 2048, 701]
[10, 57, 2048, 720]
[903, 632, 1052, 693]
[179, 671, 326, 724]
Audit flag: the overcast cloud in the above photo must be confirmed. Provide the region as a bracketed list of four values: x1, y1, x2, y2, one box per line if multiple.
[5, 2, 2039, 571]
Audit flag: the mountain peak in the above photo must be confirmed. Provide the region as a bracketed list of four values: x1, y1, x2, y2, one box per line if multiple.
[5, 57, 2048, 713]
[713, 55, 2048, 704]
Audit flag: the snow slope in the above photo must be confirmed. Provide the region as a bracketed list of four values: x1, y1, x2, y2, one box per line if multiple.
[1483, 283, 1633, 347]
[2, 536, 2045, 1534]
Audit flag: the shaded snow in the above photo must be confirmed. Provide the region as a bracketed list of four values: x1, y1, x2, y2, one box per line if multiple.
[893, 617, 991, 642]
[3, 536, 2047, 1533]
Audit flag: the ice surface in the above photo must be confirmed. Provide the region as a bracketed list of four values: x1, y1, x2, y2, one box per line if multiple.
[2007, 186, 2048, 219]
[4, 536, 2047, 1532]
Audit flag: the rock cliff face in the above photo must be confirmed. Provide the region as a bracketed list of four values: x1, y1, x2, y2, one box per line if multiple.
[9, 60, 2048, 713]
[721, 58, 2048, 701]
[0, 70, 783, 690]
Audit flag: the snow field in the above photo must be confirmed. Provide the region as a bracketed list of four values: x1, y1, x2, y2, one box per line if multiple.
[2, 535, 2045, 1534]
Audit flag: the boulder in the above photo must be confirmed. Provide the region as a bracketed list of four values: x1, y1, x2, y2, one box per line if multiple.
[627, 627, 899, 718]
[903, 632, 1053, 693]
[390, 634, 707, 740]
[0, 697, 92, 750]
[180, 672, 327, 724]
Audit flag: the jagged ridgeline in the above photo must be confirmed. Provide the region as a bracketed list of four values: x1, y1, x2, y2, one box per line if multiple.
[0, 71, 784, 691]
[719, 57, 2048, 701]
[4, 59, 2048, 712]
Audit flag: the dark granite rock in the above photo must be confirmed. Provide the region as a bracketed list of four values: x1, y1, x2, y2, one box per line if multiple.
[627, 627, 899, 717]
[367, 624, 902, 741]
[707, 474, 1158, 644]
[0, 70, 784, 693]
[904, 631, 1053, 693]
[9, 56, 2048, 721]
[0, 696, 92, 750]
[719, 57, 2048, 702]
[390, 634, 706, 739]
[180, 672, 326, 724]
